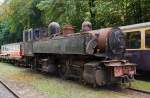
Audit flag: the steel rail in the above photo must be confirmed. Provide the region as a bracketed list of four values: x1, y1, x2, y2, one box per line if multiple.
[128, 87, 150, 95]
[0, 80, 20, 98]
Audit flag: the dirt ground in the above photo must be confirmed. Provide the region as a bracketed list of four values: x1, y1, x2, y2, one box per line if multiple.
[0, 62, 150, 98]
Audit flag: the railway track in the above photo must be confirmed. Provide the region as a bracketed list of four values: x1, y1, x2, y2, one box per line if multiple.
[127, 87, 150, 95]
[0, 80, 20, 98]
[0, 79, 149, 98]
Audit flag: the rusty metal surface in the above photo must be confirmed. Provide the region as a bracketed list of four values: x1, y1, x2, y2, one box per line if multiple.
[23, 42, 34, 56]
[62, 25, 75, 36]
[83, 62, 98, 85]
[95, 70, 107, 86]
[87, 28, 111, 51]
[33, 34, 88, 54]
[30, 27, 124, 57]
[85, 38, 97, 54]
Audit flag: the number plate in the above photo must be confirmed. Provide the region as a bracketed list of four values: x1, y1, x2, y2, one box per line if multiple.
[114, 66, 123, 77]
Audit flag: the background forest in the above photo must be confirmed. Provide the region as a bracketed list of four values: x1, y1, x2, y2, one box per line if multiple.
[0, 0, 149, 45]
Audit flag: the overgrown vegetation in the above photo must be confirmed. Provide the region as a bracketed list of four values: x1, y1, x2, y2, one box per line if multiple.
[0, 0, 150, 45]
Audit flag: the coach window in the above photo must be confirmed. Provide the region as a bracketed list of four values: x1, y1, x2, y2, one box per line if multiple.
[25, 31, 28, 42]
[145, 30, 150, 48]
[126, 31, 141, 49]
[28, 31, 31, 41]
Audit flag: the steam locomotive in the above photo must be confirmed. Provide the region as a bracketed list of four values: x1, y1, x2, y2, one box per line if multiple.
[0, 25, 136, 87]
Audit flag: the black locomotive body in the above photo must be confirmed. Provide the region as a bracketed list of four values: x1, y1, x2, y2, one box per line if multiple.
[21, 27, 136, 87]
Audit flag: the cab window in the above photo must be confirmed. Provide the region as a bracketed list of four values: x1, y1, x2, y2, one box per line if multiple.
[145, 30, 150, 48]
[33, 29, 40, 40]
[23, 30, 28, 42]
[126, 31, 141, 49]
[25, 31, 28, 42]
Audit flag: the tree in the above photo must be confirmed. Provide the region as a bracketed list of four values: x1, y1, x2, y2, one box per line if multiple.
[0, 0, 150, 46]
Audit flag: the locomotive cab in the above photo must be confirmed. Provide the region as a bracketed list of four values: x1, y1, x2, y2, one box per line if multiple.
[23, 28, 48, 42]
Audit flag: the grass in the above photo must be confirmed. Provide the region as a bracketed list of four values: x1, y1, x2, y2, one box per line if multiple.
[132, 80, 150, 91]
[0, 62, 150, 98]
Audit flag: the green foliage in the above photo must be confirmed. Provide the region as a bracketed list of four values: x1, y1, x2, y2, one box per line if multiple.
[0, 0, 43, 45]
[0, 0, 150, 45]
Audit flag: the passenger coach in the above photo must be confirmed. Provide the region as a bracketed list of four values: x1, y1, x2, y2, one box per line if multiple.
[120, 22, 150, 72]
[0, 43, 24, 65]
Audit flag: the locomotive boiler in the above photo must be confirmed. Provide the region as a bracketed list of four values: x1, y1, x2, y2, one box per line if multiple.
[22, 26, 136, 87]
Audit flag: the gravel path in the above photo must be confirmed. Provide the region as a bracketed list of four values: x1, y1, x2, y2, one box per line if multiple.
[123, 89, 150, 98]
[0, 77, 49, 98]
[0, 82, 17, 98]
